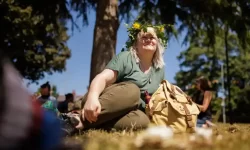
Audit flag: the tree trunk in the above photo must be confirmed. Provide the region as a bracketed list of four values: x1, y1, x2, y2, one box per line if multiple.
[89, 0, 119, 85]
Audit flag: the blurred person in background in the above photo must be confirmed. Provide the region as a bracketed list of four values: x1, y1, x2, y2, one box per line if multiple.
[37, 82, 59, 115]
[193, 76, 215, 128]
[58, 93, 74, 114]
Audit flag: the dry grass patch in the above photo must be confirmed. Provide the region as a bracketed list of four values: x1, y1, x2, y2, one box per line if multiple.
[67, 123, 250, 150]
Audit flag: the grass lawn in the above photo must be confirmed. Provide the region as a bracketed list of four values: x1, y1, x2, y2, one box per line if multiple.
[66, 123, 250, 150]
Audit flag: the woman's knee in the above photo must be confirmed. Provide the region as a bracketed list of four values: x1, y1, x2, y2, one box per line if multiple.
[135, 111, 150, 129]
[113, 110, 150, 131]
[101, 82, 141, 106]
[115, 82, 140, 103]
[122, 82, 140, 100]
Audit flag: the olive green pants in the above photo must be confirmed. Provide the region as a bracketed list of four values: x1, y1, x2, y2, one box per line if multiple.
[72, 82, 150, 131]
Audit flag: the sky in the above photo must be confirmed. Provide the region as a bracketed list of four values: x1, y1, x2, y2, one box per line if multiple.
[25, 11, 188, 95]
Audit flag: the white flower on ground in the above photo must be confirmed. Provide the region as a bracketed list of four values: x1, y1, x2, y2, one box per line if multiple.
[134, 125, 173, 148]
[195, 127, 213, 140]
[146, 125, 173, 139]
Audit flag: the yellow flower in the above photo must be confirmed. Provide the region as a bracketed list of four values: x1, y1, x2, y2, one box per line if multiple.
[132, 22, 141, 29]
[160, 27, 164, 32]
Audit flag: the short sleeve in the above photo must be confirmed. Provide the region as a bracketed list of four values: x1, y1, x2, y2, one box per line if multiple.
[105, 51, 129, 81]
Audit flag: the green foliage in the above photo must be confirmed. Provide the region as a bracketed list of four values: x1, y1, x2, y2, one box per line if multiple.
[4, 0, 247, 84]
[69, 0, 250, 87]
[135, 0, 250, 48]
[51, 85, 59, 98]
[175, 25, 250, 116]
[0, 0, 72, 82]
[69, 0, 141, 25]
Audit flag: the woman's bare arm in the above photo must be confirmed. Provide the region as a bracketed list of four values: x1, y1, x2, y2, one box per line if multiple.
[87, 69, 117, 100]
[82, 69, 118, 123]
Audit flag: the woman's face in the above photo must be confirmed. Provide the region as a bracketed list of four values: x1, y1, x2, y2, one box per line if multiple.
[40, 87, 50, 96]
[136, 28, 158, 53]
[195, 81, 201, 90]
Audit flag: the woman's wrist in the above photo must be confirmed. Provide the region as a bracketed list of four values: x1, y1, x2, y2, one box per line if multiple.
[87, 91, 100, 101]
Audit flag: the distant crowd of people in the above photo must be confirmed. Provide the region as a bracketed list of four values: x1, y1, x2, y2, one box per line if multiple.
[33, 82, 76, 115]
[31, 81, 82, 136]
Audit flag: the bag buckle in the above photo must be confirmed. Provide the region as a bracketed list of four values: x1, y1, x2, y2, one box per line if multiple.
[187, 120, 194, 128]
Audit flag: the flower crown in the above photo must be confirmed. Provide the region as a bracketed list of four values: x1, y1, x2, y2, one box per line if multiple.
[123, 21, 171, 50]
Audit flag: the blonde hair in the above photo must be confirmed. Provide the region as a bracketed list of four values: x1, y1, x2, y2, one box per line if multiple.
[129, 27, 165, 69]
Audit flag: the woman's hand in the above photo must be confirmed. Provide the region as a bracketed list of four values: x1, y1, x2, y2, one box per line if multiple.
[83, 95, 101, 123]
[81, 69, 117, 123]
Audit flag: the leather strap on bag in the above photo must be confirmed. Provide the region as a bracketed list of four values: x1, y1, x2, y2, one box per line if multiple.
[163, 80, 194, 128]
[181, 103, 194, 128]
[162, 81, 169, 100]
[168, 82, 177, 99]
[170, 83, 194, 128]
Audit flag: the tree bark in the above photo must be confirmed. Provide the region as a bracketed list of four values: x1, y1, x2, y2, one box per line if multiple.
[89, 0, 119, 85]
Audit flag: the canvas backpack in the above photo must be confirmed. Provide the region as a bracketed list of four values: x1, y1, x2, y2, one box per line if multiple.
[146, 80, 200, 133]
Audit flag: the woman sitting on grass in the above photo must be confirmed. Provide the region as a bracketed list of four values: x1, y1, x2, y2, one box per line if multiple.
[193, 76, 215, 128]
[73, 22, 168, 131]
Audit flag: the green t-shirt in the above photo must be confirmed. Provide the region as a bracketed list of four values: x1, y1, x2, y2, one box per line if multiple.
[105, 51, 165, 110]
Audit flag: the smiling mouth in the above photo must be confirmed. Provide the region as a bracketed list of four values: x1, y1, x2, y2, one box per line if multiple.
[144, 44, 154, 46]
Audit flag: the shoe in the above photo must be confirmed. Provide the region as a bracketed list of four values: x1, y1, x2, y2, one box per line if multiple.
[67, 113, 84, 129]
[61, 122, 77, 136]
[61, 118, 78, 136]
